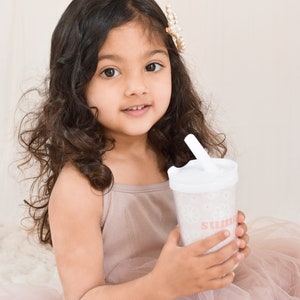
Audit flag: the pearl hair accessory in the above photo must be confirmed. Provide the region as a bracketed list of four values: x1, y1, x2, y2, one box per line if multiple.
[165, 4, 185, 53]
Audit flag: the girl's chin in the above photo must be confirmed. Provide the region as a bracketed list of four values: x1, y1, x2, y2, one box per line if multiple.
[103, 128, 153, 139]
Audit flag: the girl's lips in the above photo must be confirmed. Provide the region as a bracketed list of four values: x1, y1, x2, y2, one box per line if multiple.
[122, 104, 150, 116]
[124, 104, 147, 111]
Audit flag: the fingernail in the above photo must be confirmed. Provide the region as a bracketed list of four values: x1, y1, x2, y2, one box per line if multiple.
[236, 239, 241, 247]
[237, 252, 244, 260]
[224, 230, 230, 237]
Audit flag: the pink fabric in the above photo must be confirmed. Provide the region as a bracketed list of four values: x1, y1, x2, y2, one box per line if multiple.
[102, 182, 300, 299]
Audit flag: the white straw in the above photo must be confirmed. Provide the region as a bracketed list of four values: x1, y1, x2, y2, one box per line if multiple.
[184, 134, 219, 172]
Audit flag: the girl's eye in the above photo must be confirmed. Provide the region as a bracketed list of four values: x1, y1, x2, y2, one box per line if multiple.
[145, 62, 162, 72]
[100, 68, 120, 78]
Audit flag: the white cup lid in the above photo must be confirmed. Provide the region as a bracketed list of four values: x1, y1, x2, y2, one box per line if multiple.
[168, 158, 238, 193]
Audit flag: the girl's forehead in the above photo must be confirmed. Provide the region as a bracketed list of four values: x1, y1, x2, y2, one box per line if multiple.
[100, 20, 166, 53]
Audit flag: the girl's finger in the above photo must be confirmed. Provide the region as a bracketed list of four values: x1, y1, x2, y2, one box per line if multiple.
[207, 272, 236, 290]
[187, 230, 231, 256]
[237, 210, 245, 223]
[165, 227, 181, 247]
[208, 250, 242, 279]
[235, 222, 248, 237]
[203, 238, 240, 268]
[239, 245, 251, 259]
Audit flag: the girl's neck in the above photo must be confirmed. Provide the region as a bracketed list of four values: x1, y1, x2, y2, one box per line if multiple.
[110, 134, 150, 156]
[104, 134, 167, 185]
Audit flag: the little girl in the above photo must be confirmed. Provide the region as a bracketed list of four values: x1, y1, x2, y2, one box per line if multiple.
[19, 0, 300, 299]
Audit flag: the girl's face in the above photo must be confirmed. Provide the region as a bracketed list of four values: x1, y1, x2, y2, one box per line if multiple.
[86, 20, 172, 139]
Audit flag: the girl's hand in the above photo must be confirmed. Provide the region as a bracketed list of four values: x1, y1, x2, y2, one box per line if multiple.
[235, 210, 250, 259]
[150, 228, 243, 299]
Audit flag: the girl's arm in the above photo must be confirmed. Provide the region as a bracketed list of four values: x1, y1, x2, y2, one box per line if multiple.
[49, 165, 243, 300]
[49, 164, 106, 299]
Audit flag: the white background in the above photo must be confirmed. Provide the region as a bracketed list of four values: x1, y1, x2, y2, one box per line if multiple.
[1, 0, 299, 224]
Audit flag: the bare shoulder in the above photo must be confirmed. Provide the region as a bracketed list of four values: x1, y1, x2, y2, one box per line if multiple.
[49, 163, 102, 219]
[49, 163, 103, 242]
[52, 163, 102, 198]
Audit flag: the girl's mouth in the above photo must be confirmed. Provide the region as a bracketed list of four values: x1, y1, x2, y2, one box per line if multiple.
[122, 104, 150, 116]
[124, 105, 148, 111]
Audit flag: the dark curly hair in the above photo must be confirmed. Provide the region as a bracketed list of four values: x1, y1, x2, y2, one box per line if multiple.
[18, 0, 227, 245]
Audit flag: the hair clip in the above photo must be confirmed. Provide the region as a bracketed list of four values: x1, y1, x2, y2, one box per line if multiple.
[165, 4, 185, 53]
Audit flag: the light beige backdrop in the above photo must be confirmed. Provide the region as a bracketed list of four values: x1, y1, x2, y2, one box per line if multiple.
[1, 0, 299, 224]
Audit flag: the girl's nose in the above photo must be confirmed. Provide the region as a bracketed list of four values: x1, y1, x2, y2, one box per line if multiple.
[124, 73, 148, 97]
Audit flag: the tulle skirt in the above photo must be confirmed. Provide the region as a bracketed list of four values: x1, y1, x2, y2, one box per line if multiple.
[106, 218, 300, 300]
[1, 218, 299, 299]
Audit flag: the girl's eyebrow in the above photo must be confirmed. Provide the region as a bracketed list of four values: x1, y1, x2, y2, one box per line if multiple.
[147, 49, 169, 58]
[98, 49, 169, 62]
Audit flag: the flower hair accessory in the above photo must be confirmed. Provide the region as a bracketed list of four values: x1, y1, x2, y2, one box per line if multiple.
[165, 4, 185, 53]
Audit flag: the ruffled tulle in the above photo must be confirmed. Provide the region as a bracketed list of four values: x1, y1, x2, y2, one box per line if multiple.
[1, 218, 298, 299]
[106, 218, 300, 299]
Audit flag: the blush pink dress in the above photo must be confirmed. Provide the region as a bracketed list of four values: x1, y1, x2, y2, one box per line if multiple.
[101, 181, 300, 299]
